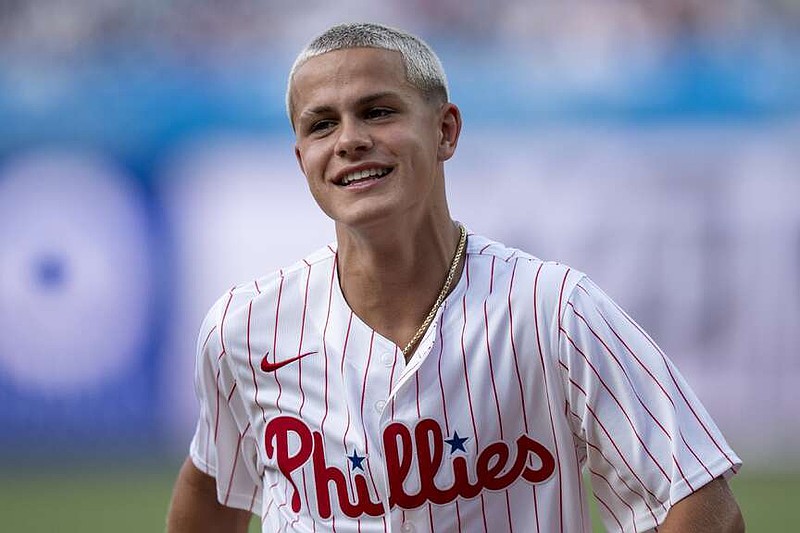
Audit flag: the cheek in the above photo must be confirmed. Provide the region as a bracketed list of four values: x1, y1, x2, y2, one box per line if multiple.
[400, 133, 438, 169]
[297, 143, 330, 181]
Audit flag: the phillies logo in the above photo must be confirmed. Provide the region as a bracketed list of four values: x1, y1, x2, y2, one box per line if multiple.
[265, 415, 556, 519]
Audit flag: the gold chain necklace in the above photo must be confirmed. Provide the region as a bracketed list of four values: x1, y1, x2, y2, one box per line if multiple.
[402, 224, 467, 357]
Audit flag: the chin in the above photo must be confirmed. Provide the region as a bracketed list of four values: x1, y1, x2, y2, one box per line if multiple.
[331, 205, 403, 232]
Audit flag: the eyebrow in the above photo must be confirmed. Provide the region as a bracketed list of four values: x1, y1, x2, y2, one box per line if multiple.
[299, 91, 401, 120]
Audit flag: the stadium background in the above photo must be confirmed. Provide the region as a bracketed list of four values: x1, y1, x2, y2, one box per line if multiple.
[0, 1, 798, 531]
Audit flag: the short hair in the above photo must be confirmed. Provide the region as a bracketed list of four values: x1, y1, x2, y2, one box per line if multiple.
[286, 22, 449, 125]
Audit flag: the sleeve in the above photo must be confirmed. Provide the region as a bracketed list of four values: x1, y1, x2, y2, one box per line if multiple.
[189, 291, 263, 513]
[557, 277, 741, 533]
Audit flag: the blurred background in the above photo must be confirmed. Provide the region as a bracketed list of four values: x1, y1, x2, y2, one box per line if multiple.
[0, 1, 798, 531]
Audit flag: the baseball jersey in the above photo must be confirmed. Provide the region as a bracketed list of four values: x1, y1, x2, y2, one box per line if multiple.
[189, 232, 741, 533]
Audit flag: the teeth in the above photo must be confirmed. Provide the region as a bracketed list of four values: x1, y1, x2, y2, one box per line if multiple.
[341, 167, 390, 185]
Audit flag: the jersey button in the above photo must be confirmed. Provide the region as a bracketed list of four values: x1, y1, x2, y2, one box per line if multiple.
[380, 352, 394, 367]
[400, 522, 414, 532]
[374, 400, 387, 413]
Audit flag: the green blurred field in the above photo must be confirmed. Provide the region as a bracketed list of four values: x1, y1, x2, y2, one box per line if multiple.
[0, 464, 795, 532]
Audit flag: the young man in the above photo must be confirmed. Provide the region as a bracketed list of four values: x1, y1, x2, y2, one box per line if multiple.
[168, 23, 744, 532]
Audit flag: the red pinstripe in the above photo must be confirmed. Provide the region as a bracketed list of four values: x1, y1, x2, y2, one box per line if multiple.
[680, 431, 715, 480]
[506, 259, 541, 531]
[581, 284, 722, 478]
[435, 304, 464, 529]
[535, 264, 565, 533]
[359, 332, 387, 533]
[594, 489, 624, 532]
[562, 368, 667, 512]
[507, 260, 530, 428]
[219, 290, 234, 354]
[568, 301, 674, 439]
[201, 325, 217, 352]
[482, 257, 514, 532]
[388, 346, 398, 421]
[320, 257, 338, 532]
[321, 258, 337, 433]
[248, 483, 259, 514]
[340, 311, 355, 517]
[298, 262, 312, 418]
[560, 328, 671, 482]
[566, 300, 695, 491]
[581, 284, 737, 471]
[458, 258, 489, 533]
[579, 286, 677, 409]
[414, 371, 421, 417]
[483, 306, 505, 439]
[274, 271, 285, 413]
[201, 319, 219, 468]
[569, 412, 588, 532]
[213, 366, 222, 443]
[213, 290, 231, 452]
[246, 301, 268, 425]
[566, 401, 659, 523]
[412, 373, 436, 530]
[226, 381, 237, 403]
[272, 261, 316, 528]
[460, 260, 479, 445]
[223, 422, 251, 506]
[359, 332, 374, 439]
[341, 310, 353, 376]
[436, 307, 451, 432]
[588, 464, 637, 527]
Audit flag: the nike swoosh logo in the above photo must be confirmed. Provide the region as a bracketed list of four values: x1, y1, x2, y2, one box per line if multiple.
[261, 350, 318, 372]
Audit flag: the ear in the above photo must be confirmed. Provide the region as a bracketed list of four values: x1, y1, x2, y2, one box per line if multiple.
[437, 103, 462, 162]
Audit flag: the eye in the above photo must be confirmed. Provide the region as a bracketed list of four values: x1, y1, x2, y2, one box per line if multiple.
[365, 107, 394, 120]
[309, 119, 336, 134]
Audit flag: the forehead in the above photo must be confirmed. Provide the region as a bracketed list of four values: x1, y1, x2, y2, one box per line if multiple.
[290, 48, 420, 114]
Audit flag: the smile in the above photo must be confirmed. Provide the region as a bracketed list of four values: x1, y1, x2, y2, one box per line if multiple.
[339, 167, 393, 186]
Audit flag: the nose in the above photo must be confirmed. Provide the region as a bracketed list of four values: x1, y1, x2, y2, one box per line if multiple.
[335, 117, 373, 158]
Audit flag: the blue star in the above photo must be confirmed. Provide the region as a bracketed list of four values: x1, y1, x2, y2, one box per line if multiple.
[444, 431, 469, 454]
[347, 449, 366, 471]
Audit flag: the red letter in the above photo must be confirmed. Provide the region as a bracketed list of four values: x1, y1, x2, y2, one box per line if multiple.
[265, 416, 314, 513]
[518, 435, 556, 484]
[451, 456, 482, 500]
[476, 441, 515, 491]
[311, 431, 364, 519]
[384, 422, 418, 509]
[415, 419, 459, 505]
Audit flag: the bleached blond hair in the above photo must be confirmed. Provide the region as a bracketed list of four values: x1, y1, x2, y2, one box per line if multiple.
[286, 22, 449, 126]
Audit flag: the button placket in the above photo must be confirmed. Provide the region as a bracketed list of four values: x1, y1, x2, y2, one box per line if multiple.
[380, 351, 395, 367]
[374, 399, 387, 413]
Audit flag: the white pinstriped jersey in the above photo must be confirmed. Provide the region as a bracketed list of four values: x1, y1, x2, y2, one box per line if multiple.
[189, 232, 740, 533]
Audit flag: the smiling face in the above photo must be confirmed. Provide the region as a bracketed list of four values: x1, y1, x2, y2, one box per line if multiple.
[291, 47, 461, 232]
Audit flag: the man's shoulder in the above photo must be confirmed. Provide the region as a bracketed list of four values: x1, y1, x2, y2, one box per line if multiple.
[205, 243, 336, 319]
[250, 242, 336, 295]
[466, 231, 586, 308]
[467, 232, 582, 279]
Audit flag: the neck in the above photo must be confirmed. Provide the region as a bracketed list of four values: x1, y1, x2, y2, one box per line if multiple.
[335, 217, 464, 357]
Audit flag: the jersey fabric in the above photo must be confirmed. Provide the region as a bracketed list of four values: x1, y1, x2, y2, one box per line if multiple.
[189, 232, 741, 533]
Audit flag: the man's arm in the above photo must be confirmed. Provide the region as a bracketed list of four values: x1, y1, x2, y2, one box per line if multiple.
[659, 477, 744, 532]
[167, 457, 253, 533]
